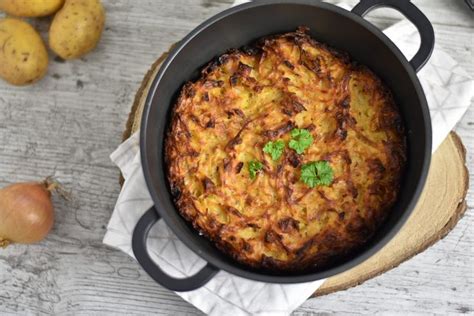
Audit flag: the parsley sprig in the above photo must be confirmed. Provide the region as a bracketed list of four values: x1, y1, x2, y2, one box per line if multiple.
[248, 160, 264, 180]
[263, 140, 285, 161]
[300, 161, 334, 188]
[289, 128, 313, 154]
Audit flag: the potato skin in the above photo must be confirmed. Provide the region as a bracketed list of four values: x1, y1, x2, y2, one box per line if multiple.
[0, 18, 49, 86]
[0, 0, 64, 17]
[49, 0, 105, 60]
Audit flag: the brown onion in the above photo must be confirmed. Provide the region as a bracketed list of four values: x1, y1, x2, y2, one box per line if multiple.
[0, 179, 56, 247]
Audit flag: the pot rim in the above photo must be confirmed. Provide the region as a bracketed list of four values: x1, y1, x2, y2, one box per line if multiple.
[140, 0, 432, 283]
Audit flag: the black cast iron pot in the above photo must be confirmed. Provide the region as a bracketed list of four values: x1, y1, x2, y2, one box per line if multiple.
[132, 0, 434, 292]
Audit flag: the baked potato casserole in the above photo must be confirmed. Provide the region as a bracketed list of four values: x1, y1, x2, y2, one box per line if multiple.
[165, 27, 406, 271]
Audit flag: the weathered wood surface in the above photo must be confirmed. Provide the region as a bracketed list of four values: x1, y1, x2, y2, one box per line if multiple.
[0, 0, 472, 315]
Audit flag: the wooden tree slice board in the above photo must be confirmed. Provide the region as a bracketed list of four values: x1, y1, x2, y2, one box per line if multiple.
[122, 51, 469, 297]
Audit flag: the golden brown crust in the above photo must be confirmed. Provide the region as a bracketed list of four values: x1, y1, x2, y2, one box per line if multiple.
[165, 27, 406, 271]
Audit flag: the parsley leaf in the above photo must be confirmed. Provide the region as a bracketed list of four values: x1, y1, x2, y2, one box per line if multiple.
[263, 140, 285, 161]
[300, 161, 334, 188]
[248, 160, 264, 180]
[289, 128, 313, 154]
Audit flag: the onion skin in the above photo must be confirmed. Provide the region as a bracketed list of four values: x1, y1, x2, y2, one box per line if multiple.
[0, 181, 54, 246]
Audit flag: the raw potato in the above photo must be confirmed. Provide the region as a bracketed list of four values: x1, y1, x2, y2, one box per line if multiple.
[0, 0, 65, 17]
[0, 18, 49, 86]
[49, 0, 105, 60]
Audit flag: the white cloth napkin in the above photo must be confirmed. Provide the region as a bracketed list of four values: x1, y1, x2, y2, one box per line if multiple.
[104, 2, 473, 315]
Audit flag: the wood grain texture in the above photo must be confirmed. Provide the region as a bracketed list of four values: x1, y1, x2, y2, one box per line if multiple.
[0, 0, 472, 315]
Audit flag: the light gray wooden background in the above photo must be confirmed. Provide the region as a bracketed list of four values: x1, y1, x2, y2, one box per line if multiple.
[0, 0, 472, 315]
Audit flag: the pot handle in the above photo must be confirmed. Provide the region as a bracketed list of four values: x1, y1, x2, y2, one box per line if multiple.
[132, 207, 219, 292]
[352, 0, 434, 72]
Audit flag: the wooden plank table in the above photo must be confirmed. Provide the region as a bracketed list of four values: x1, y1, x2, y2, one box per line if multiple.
[0, 0, 472, 314]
